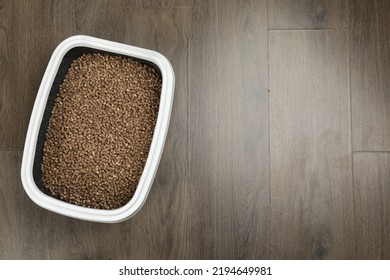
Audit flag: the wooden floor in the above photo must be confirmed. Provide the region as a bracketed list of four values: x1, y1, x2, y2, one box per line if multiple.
[0, 0, 389, 259]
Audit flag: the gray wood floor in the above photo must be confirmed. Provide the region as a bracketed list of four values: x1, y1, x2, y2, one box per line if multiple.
[0, 0, 389, 259]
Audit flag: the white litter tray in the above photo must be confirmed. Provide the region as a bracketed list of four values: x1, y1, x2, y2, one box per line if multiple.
[21, 35, 175, 223]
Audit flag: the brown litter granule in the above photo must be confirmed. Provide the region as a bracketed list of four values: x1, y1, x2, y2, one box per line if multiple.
[41, 53, 161, 210]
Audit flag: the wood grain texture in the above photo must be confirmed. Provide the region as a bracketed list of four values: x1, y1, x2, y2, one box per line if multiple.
[135, 0, 191, 6]
[269, 30, 354, 259]
[3, 0, 389, 260]
[189, 0, 270, 259]
[0, 0, 74, 151]
[0, 1, 29, 150]
[268, 0, 347, 29]
[350, 0, 390, 151]
[26, 0, 74, 92]
[0, 152, 24, 258]
[353, 153, 390, 259]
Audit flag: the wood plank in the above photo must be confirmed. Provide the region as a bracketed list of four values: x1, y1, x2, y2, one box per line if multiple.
[268, 0, 347, 29]
[0, 1, 29, 150]
[269, 30, 354, 259]
[26, 0, 74, 76]
[353, 152, 390, 259]
[0, 152, 24, 258]
[0, 0, 74, 151]
[189, 0, 270, 259]
[350, 0, 390, 151]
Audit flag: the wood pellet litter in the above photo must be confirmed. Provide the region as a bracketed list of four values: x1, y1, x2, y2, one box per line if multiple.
[41, 53, 161, 209]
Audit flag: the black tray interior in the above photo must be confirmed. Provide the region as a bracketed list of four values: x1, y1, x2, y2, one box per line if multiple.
[32, 46, 162, 199]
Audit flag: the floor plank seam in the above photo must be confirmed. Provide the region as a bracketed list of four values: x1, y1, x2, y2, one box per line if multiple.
[346, 0, 357, 259]
[266, 0, 272, 258]
[269, 29, 349, 31]
[353, 151, 390, 153]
